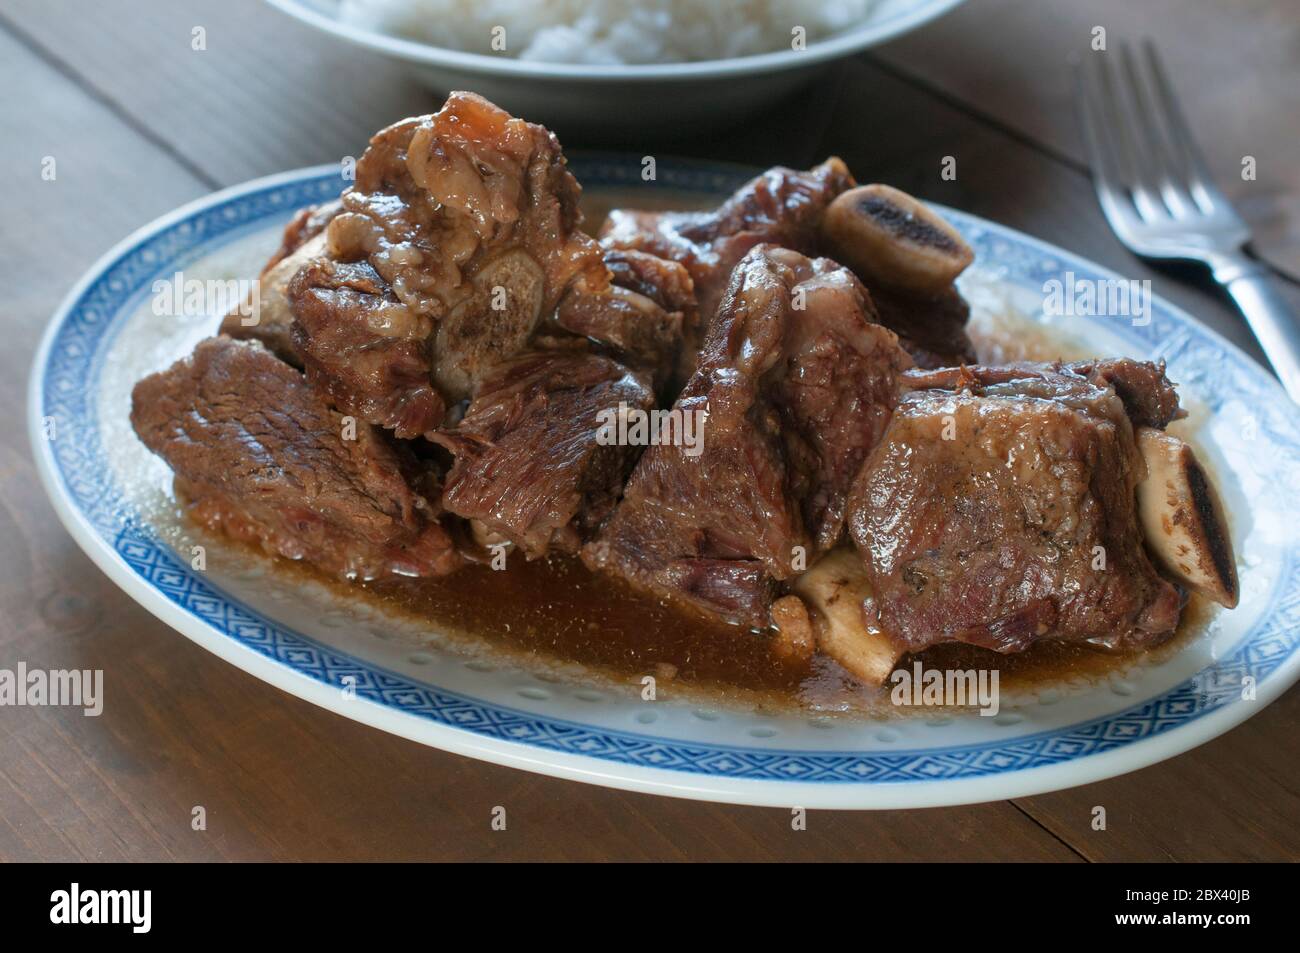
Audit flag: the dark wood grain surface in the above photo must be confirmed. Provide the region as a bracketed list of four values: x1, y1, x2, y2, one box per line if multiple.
[1, 0, 1296, 862]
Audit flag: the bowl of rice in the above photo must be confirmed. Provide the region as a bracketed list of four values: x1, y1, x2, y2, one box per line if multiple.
[265, 0, 966, 133]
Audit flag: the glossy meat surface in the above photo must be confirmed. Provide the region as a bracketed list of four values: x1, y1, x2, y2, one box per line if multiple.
[600, 159, 854, 336]
[288, 92, 610, 432]
[848, 360, 1183, 654]
[131, 336, 460, 581]
[289, 257, 446, 439]
[598, 158, 982, 370]
[584, 245, 910, 628]
[434, 349, 655, 558]
[130, 91, 1228, 678]
[553, 247, 693, 390]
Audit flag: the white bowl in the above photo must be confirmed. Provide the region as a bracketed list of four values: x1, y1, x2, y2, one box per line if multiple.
[264, 0, 967, 133]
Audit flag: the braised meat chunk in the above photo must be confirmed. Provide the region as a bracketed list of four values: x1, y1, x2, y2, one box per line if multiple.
[433, 350, 655, 558]
[583, 245, 910, 628]
[847, 360, 1184, 655]
[288, 92, 610, 434]
[219, 199, 341, 363]
[1069, 358, 1184, 428]
[600, 159, 854, 341]
[769, 257, 913, 550]
[289, 256, 446, 439]
[603, 170, 981, 370]
[902, 359, 1184, 429]
[131, 336, 460, 581]
[553, 247, 693, 390]
[869, 284, 976, 368]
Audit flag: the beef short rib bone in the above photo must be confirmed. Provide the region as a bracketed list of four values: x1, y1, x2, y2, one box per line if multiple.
[1135, 427, 1238, 607]
[791, 549, 902, 684]
[820, 184, 973, 294]
[131, 336, 461, 581]
[820, 184, 977, 368]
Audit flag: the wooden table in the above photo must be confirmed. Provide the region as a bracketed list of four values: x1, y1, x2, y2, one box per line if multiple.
[2, 0, 1296, 862]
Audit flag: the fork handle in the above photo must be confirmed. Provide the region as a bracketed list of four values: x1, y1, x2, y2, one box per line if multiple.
[1212, 255, 1300, 405]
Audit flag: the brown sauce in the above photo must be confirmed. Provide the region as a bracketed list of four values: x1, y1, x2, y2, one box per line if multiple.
[368, 554, 808, 695]
[317, 552, 1212, 716]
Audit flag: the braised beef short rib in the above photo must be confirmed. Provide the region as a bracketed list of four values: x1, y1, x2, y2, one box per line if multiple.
[847, 360, 1184, 654]
[286, 92, 692, 438]
[131, 336, 460, 581]
[285, 92, 607, 434]
[289, 256, 447, 439]
[599, 159, 978, 369]
[600, 159, 854, 339]
[553, 247, 693, 391]
[583, 245, 911, 628]
[434, 349, 655, 558]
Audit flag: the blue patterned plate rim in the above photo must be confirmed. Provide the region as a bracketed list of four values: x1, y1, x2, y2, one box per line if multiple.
[27, 158, 1300, 809]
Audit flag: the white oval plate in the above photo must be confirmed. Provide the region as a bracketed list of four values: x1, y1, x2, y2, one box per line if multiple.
[29, 158, 1300, 809]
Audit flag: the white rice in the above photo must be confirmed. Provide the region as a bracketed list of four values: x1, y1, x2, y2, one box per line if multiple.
[336, 0, 882, 65]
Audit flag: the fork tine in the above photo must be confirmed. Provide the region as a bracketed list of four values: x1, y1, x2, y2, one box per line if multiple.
[1090, 49, 1167, 222]
[1113, 43, 1176, 208]
[1076, 55, 1144, 233]
[1117, 42, 1200, 219]
[1140, 40, 1229, 212]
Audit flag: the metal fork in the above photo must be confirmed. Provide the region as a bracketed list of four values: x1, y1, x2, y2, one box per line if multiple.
[1077, 40, 1300, 403]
